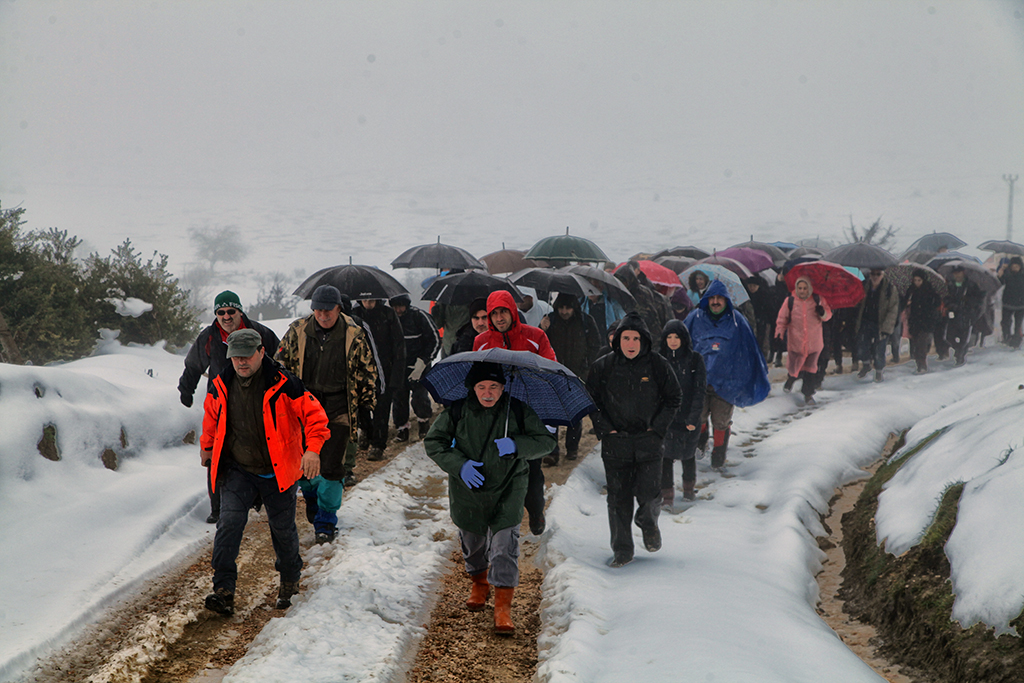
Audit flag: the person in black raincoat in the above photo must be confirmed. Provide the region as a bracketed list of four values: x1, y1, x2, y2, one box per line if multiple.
[389, 293, 440, 441]
[353, 298, 406, 460]
[424, 362, 555, 634]
[998, 256, 1024, 347]
[586, 312, 682, 568]
[658, 319, 706, 505]
[904, 270, 943, 373]
[942, 266, 984, 367]
[743, 275, 774, 360]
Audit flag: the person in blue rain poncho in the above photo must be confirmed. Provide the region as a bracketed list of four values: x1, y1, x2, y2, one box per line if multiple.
[684, 279, 770, 469]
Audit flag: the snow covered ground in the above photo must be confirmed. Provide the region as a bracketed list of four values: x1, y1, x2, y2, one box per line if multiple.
[2, 338, 1023, 682]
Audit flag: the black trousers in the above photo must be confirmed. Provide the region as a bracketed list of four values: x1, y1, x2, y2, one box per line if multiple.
[393, 377, 433, 427]
[358, 383, 398, 449]
[601, 433, 662, 556]
[525, 458, 545, 526]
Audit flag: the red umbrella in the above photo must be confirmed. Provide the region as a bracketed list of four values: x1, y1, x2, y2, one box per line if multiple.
[785, 261, 865, 309]
[691, 255, 754, 280]
[614, 260, 683, 288]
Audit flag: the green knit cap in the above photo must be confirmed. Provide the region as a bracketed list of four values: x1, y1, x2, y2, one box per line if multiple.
[213, 290, 243, 312]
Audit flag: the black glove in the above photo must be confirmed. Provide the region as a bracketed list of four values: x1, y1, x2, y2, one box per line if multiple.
[180, 391, 193, 408]
[814, 305, 825, 317]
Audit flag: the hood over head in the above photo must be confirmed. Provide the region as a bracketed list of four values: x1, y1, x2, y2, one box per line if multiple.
[611, 311, 652, 357]
[688, 269, 711, 293]
[698, 279, 734, 314]
[660, 318, 693, 355]
[485, 290, 521, 332]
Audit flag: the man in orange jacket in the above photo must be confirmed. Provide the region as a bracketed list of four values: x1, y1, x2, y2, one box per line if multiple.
[201, 328, 330, 616]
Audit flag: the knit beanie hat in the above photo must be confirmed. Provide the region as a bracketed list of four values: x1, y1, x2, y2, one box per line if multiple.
[464, 362, 506, 388]
[214, 290, 243, 312]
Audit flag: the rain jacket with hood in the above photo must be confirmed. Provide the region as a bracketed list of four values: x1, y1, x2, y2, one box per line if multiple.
[775, 277, 832, 376]
[425, 392, 555, 535]
[659, 320, 707, 433]
[586, 312, 682, 446]
[473, 290, 557, 361]
[545, 293, 602, 380]
[201, 354, 331, 494]
[684, 280, 770, 408]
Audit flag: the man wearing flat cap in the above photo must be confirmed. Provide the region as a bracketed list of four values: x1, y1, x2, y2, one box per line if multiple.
[276, 285, 378, 544]
[178, 290, 280, 524]
[201, 328, 330, 616]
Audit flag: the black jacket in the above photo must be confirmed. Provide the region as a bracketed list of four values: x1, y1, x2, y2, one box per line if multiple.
[659, 319, 707, 431]
[398, 305, 440, 369]
[353, 302, 407, 386]
[586, 312, 682, 445]
[905, 281, 942, 336]
[545, 296, 602, 379]
[1000, 266, 1024, 309]
[177, 314, 280, 405]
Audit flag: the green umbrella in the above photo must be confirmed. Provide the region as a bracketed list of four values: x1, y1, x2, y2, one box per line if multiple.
[524, 228, 610, 264]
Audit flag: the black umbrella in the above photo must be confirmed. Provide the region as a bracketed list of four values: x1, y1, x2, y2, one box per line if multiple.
[391, 237, 486, 271]
[653, 255, 696, 274]
[557, 264, 636, 308]
[978, 240, 1024, 256]
[906, 232, 967, 253]
[422, 271, 523, 305]
[422, 348, 595, 426]
[821, 243, 898, 270]
[524, 228, 610, 263]
[786, 246, 824, 260]
[926, 251, 982, 269]
[898, 249, 937, 265]
[935, 260, 1001, 295]
[651, 245, 711, 260]
[510, 268, 601, 299]
[293, 264, 409, 301]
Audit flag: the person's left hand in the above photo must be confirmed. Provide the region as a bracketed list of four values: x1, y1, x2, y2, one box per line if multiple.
[302, 450, 321, 479]
[494, 437, 517, 457]
[540, 315, 551, 331]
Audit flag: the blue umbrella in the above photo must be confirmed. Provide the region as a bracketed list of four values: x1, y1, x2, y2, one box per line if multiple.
[680, 263, 750, 305]
[421, 348, 596, 426]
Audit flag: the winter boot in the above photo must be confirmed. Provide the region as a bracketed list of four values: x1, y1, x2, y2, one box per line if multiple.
[368, 446, 385, 461]
[396, 425, 410, 443]
[493, 587, 515, 634]
[711, 427, 730, 468]
[565, 449, 578, 461]
[642, 526, 662, 552]
[466, 569, 490, 612]
[661, 487, 675, 509]
[856, 362, 871, 378]
[315, 525, 336, 545]
[418, 418, 431, 439]
[542, 444, 560, 467]
[682, 480, 696, 502]
[205, 587, 235, 616]
[800, 372, 816, 403]
[276, 580, 300, 609]
[696, 423, 710, 454]
[874, 369, 884, 382]
[783, 375, 796, 393]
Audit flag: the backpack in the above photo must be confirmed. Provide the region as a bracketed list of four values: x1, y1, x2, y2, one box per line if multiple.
[787, 292, 821, 312]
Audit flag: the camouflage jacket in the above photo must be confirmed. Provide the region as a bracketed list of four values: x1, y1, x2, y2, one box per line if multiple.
[276, 313, 378, 440]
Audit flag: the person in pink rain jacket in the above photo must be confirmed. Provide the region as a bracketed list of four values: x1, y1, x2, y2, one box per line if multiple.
[775, 276, 832, 404]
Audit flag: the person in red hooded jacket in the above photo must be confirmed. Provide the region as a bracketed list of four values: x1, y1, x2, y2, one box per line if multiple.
[473, 290, 557, 534]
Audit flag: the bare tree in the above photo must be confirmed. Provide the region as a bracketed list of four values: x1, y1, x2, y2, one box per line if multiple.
[188, 225, 250, 270]
[844, 216, 899, 248]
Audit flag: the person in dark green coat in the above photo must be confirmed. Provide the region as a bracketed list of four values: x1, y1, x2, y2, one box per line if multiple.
[424, 362, 555, 635]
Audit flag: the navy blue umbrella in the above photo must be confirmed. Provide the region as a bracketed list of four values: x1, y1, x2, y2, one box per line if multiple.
[421, 348, 596, 426]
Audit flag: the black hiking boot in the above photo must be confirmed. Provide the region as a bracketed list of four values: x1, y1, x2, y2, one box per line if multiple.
[642, 527, 662, 552]
[529, 511, 546, 536]
[276, 581, 300, 609]
[609, 552, 633, 568]
[396, 427, 410, 443]
[368, 447, 385, 461]
[418, 419, 431, 439]
[315, 525, 336, 545]
[783, 376, 796, 393]
[205, 587, 235, 616]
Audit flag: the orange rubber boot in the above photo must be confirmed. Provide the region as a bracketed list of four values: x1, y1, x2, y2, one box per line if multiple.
[466, 569, 490, 612]
[494, 587, 515, 634]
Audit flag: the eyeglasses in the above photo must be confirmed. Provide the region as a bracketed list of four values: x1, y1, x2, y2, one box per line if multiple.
[216, 308, 239, 316]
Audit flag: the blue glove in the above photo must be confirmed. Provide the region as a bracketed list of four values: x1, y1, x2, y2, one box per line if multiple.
[460, 460, 485, 489]
[494, 437, 517, 457]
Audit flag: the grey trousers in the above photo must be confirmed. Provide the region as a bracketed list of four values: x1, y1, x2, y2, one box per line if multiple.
[460, 525, 521, 588]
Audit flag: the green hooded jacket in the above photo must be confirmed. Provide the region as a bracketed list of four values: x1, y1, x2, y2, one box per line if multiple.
[425, 393, 555, 535]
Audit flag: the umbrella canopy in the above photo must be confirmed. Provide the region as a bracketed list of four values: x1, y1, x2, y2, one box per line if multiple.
[651, 245, 711, 260]
[728, 240, 789, 267]
[510, 268, 601, 299]
[680, 263, 750, 306]
[978, 240, 1024, 256]
[821, 242, 898, 270]
[797, 237, 836, 249]
[898, 248, 937, 265]
[524, 228, 610, 263]
[716, 247, 776, 273]
[391, 238, 486, 271]
[293, 264, 409, 301]
[691, 254, 754, 280]
[421, 271, 523, 305]
[558, 264, 636, 308]
[769, 241, 800, 252]
[935, 260, 1001, 295]
[614, 260, 683, 289]
[653, 255, 696, 274]
[784, 261, 866, 309]
[906, 232, 967, 253]
[887, 263, 948, 298]
[787, 246, 824, 259]
[926, 251, 982, 269]
[421, 348, 596, 426]
[480, 248, 547, 274]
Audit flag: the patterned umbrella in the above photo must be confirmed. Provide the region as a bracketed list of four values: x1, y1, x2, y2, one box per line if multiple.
[421, 348, 595, 426]
[680, 263, 750, 306]
[784, 261, 865, 309]
[887, 263, 948, 298]
[614, 260, 683, 288]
